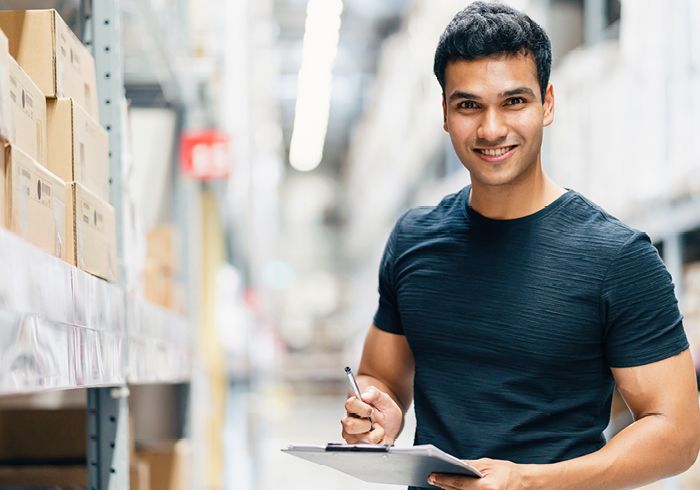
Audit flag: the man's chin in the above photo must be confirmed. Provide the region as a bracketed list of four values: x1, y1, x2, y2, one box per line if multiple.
[468, 172, 520, 188]
[467, 162, 534, 188]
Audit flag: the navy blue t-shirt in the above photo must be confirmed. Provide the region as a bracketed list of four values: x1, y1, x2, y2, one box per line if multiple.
[374, 186, 688, 470]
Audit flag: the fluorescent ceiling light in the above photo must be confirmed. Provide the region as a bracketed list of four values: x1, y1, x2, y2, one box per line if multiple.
[289, 0, 344, 172]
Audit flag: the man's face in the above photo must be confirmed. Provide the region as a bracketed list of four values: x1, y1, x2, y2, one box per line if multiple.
[442, 54, 554, 188]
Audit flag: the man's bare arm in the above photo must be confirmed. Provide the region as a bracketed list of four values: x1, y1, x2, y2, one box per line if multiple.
[356, 325, 415, 413]
[525, 349, 700, 489]
[341, 325, 414, 444]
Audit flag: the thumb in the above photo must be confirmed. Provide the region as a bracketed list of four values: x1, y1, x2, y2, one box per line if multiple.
[361, 387, 395, 411]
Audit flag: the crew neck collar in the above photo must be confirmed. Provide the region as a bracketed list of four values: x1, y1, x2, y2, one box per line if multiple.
[462, 185, 575, 226]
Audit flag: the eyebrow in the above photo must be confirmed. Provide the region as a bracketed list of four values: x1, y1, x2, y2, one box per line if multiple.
[448, 87, 536, 102]
[501, 87, 536, 98]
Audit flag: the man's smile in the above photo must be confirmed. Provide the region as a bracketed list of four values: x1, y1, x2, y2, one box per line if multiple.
[474, 145, 518, 162]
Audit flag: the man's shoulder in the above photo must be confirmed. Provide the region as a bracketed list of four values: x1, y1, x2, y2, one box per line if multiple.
[395, 189, 466, 235]
[565, 191, 647, 252]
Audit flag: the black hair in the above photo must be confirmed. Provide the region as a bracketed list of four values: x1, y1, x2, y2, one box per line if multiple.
[433, 1, 552, 102]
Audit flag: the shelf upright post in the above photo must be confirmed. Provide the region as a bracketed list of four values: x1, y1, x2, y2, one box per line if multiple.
[87, 387, 130, 490]
[82, 0, 130, 488]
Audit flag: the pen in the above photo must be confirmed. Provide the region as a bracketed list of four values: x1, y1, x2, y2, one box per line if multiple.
[345, 366, 376, 436]
[345, 366, 363, 399]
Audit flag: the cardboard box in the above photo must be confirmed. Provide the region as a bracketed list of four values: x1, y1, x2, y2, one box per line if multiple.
[131, 459, 151, 490]
[0, 9, 99, 118]
[147, 224, 180, 272]
[143, 262, 186, 312]
[0, 408, 86, 463]
[47, 98, 109, 200]
[0, 28, 12, 143]
[137, 440, 191, 490]
[144, 262, 173, 310]
[6, 144, 66, 258]
[8, 55, 46, 164]
[0, 466, 86, 487]
[66, 182, 117, 282]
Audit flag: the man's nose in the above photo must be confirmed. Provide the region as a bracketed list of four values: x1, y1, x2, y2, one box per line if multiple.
[477, 108, 508, 143]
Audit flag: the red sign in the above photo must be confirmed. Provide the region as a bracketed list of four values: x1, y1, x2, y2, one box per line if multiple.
[180, 130, 231, 180]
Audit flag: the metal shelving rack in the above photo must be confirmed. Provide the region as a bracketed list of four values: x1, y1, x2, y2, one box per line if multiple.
[82, 0, 193, 486]
[0, 0, 195, 488]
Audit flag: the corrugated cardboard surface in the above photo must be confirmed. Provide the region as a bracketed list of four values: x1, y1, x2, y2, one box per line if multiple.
[0, 408, 86, 463]
[0, 28, 12, 143]
[136, 440, 191, 490]
[47, 98, 109, 200]
[6, 144, 66, 258]
[0, 9, 98, 118]
[0, 466, 86, 487]
[66, 182, 117, 282]
[8, 56, 46, 164]
[131, 459, 151, 490]
[0, 10, 53, 100]
[147, 224, 180, 272]
[143, 262, 181, 311]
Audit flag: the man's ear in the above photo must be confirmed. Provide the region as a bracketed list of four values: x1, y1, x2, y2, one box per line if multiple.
[442, 95, 448, 132]
[543, 83, 554, 127]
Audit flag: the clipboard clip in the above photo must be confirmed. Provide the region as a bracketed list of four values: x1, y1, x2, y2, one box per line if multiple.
[325, 443, 391, 452]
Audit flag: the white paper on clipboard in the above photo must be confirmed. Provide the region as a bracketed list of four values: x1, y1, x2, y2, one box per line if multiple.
[282, 443, 482, 489]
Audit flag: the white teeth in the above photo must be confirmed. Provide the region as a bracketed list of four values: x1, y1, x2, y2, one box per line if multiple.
[479, 146, 512, 157]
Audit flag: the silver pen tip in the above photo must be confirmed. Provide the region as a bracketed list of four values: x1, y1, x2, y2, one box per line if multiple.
[345, 366, 351, 373]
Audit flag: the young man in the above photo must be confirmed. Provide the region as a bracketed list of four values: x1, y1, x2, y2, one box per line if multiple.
[341, 2, 700, 489]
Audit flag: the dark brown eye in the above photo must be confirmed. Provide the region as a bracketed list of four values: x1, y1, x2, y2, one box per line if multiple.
[460, 101, 478, 109]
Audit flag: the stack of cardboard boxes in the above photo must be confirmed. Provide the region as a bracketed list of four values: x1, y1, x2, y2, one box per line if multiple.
[0, 407, 191, 489]
[0, 9, 116, 282]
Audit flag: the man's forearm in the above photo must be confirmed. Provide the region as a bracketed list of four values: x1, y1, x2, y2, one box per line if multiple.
[524, 414, 699, 489]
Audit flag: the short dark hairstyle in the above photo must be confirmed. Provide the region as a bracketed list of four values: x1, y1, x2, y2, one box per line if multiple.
[433, 1, 552, 102]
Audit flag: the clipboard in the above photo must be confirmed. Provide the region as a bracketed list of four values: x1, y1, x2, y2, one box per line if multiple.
[282, 443, 482, 488]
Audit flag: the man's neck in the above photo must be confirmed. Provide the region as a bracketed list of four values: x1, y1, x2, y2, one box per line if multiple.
[468, 169, 567, 220]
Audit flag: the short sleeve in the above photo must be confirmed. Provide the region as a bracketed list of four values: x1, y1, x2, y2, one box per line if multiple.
[373, 221, 404, 335]
[602, 232, 688, 368]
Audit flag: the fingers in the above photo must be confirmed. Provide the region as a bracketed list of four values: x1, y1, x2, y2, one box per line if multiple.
[365, 423, 386, 444]
[340, 414, 372, 435]
[428, 473, 479, 490]
[341, 427, 368, 444]
[341, 422, 386, 445]
[360, 387, 396, 412]
[345, 396, 373, 418]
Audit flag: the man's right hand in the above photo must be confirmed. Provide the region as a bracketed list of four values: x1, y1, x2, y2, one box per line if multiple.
[341, 386, 403, 445]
